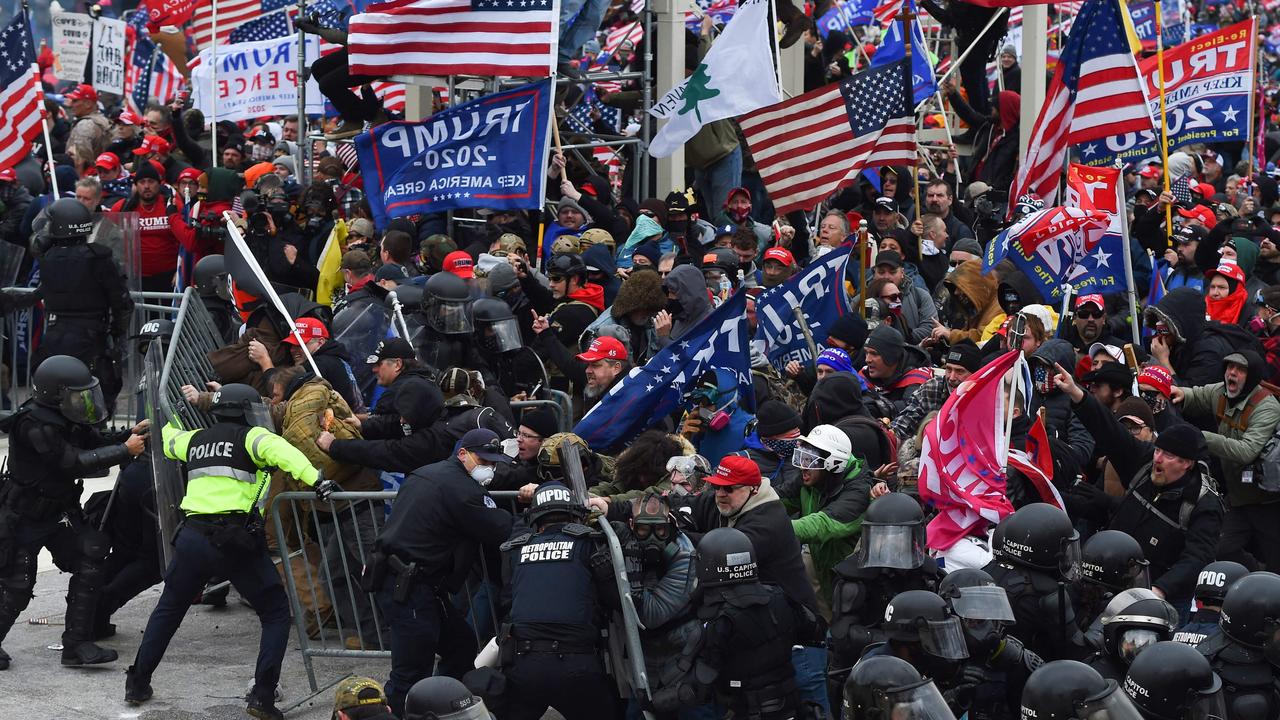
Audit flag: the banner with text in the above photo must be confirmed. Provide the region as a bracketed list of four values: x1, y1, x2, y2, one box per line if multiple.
[355, 79, 552, 228]
[92, 17, 127, 94]
[52, 11, 92, 82]
[1077, 19, 1254, 167]
[190, 35, 322, 123]
[753, 244, 854, 371]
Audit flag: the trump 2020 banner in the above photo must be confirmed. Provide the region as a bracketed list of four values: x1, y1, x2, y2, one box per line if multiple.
[355, 79, 553, 228]
[1078, 19, 1254, 167]
[753, 244, 853, 371]
[190, 35, 323, 122]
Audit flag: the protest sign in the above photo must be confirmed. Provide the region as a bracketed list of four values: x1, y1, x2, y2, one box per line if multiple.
[355, 79, 553, 228]
[51, 11, 92, 82]
[190, 35, 322, 122]
[92, 17, 127, 94]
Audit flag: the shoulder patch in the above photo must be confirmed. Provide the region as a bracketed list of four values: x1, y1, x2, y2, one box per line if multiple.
[499, 531, 534, 552]
[483, 495, 498, 509]
[562, 522, 595, 537]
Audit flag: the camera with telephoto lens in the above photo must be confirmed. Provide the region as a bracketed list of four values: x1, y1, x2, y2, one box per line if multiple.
[240, 191, 272, 235]
[971, 189, 1009, 235]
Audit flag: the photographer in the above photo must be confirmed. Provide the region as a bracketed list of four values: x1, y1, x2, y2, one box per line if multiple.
[240, 176, 317, 293]
[170, 167, 243, 264]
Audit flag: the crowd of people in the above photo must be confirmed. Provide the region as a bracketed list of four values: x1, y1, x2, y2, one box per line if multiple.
[8, 0, 1280, 719]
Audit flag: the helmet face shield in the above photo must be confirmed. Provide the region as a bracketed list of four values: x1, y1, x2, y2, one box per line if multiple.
[486, 317, 522, 352]
[878, 679, 956, 719]
[1080, 683, 1145, 720]
[791, 444, 831, 471]
[853, 523, 926, 570]
[244, 399, 274, 430]
[428, 299, 474, 335]
[950, 585, 1016, 623]
[919, 617, 970, 660]
[1116, 628, 1160, 664]
[1059, 533, 1083, 582]
[61, 378, 106, 425]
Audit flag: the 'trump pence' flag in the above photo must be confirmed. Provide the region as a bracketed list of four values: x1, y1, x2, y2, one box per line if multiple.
[919, 350, 1024, 551]
[983, 206, 1114, 302]
[648, 0, 779, 158]
[574, 291, 754, 450]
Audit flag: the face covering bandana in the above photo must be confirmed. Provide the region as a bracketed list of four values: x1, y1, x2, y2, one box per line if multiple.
[761, 437, 799, 459]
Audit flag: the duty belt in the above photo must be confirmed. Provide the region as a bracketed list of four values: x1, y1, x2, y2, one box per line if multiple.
[515, 639, 596, 655]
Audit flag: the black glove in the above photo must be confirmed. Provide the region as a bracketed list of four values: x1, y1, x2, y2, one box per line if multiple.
[1064, 481, 1112, 523]
[294, 16, 323, 34]
[314, 478, 336, 501]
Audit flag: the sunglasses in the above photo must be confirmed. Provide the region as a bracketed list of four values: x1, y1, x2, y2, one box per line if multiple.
[881, 293, 902, 302]
[1076, 309, 1103, 319]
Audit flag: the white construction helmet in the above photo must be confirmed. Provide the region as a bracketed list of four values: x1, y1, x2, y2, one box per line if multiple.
[792, 424, 853, 473]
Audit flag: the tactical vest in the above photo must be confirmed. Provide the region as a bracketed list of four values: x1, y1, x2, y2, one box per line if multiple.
[506, 526, 596, 638]
[184, 423, 258, 484]
[42, 243, 114, 320]
[714, 588, 799, 688]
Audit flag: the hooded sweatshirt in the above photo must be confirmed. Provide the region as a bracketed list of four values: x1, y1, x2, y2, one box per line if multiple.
[659, 265, 713, 348]
[583, 244, 621, 306]
[943, 258, 1002, 344]
[802, 372, 869, 432]
[1148, 287, 1248, 387]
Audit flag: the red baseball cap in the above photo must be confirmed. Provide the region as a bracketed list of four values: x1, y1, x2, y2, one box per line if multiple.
[1075, 294, 1104, 311]
[132, 134, 170, 156]
[706, 455, 761, 487]
[1206, 262, 1245, 285]
[763, 247, 795, 266]
[177, 166, 203, 183]
[95, 152, 121, 171]
[442, 250, 474, 279]
[724, 186, 750, 205]
[1176, 204, 1217, 229]
[117, 108, 145, 126]
[1137, 365, 1173, 398]
[576, 336, 627, 363]
[0, 168, 15, 183]
[1138, 165, 1161, 179]
[281, 317, 330, 346]
[65, 83, 98, 102]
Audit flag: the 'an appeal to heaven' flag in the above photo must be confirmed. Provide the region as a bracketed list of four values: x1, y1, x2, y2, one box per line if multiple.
[355, 79, 553, 229]
[348, 0, 556, 78]
[753, 245, 854, 371]
[1077, 19, 1254, 168]
[0, 11, 43, 173]
[648, 0, 779, 158]
[740, 58, 916, 215]
[190, 34, 324, 122]
[869, 0, 936, 104]
[575, 291, 754, 450]
[1009, 0, 1153, 207]
[983, 205, 1117, 302]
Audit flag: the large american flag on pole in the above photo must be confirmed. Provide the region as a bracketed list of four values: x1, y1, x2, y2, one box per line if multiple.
[1009, 0, 1153, 207]
[918, 350, 1024, 552]
[347, 0, 556, 77]
[125, 10, 184, 113]
[739, 58, 916, 216]
[190, 0, 294, 50]
[0, 11, 43, 173]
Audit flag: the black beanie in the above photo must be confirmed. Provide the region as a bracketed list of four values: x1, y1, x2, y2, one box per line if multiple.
[755, 400, 802, 437]
[133, 161, 162, 183]
[865, 324, 906, 368]
[1154, 422, 1204, 461]
[943, 340, 984, 373]
[827, 312, 869, 353]
[519, 409, 559, 440]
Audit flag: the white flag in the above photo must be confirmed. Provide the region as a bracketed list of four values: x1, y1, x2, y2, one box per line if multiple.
[647, 0, 779, 158]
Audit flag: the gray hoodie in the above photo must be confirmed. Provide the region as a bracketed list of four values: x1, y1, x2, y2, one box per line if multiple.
[658, 264, 713, 348]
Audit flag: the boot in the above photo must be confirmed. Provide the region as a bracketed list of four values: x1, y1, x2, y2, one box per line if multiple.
[196, 581, 229, 608]
[62, 564, 117, 666]
[0, 646, 9, 670]
[246, 694, 285, 720]
[325, 119, 363, 141]
[93, 621, 117, 640]
[124, 666, 153, 705]
[61, 640, 119, 666]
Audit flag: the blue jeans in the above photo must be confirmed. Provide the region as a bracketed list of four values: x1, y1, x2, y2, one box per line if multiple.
[376, 583, 477, 716]
[694, 145, 743, 223]
[558, 0, 611, 64]
[793, 644, 831, 717]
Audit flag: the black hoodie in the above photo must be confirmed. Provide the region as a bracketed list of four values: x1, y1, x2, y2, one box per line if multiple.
[802, 372, 869, 433]
[326, 374, 454, 473]
[1030, 339, 1096, 470]
[1146, 288, 1258, 389]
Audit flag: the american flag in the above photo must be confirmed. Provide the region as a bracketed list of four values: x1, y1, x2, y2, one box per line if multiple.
[919, 350, 1023, 552]
[1170, 174, 1194, 205]
[1009, 0, 1152, 207]
[347, 0, 556, 78]
[190, 0, 294, 50]
[125, 9, 184, 111]
[373, 81, 405, 112]
[229, 9, 293, 42]
[591, 20, 642, 70]
[739, 58, 916, 216]
[566, 88, 620, 134]
[0, 11, 43, 173]
[872, 0, 902, 26]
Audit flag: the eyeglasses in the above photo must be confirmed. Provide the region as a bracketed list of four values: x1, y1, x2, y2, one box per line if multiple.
[517, 430, 542, 441]
[881, 293, 902, 302]
[1075, 310, 1103, 319]
[713, 484, 745, 493]
[1120, 420, 1147, 435]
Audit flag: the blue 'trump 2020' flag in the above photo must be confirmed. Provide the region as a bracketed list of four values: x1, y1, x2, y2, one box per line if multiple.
[354, 79, 552, 228]
[753, 244, 853, 371]
[574, 291, 754, 450]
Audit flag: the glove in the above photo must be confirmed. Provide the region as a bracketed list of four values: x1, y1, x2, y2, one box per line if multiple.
[314, 479, 336, 501]
[294, 16, 323, 34]
[679, 414, 703, 437]
[1064, 481, 1111, 522]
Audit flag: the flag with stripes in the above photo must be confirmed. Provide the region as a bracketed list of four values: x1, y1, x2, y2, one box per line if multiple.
[373, 81, 405, 112]
[685, 0, 735, 30]
[125, 11, 185, 111]
[190, 0, 293, 50]
[348, 0, 556, 78]
[872, 0, 902, 25]
[566, 88, 620, 134]
[739, 58, 916, 216]
[1009, 0, 1152, 208]
[1169, 174, 1194, 206]
[0, 11, 43, 173]
[229, 9, 293, 42]
[591, 20, 642, 70]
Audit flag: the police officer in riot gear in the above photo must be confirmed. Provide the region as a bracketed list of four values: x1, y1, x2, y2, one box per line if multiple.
[1021, 660, 1145, 719]
[1123, 641, 1228, 720]
[830, 492, 940, 685]
[1087, 590, 1179, 681]
[193, 254, 241, 343]
[867, 590, 970, 683]
[984, 503, 1090, 661]
[126, 383, 333, 719]
[0, 355, 147, 669]
[35, 197, 135, 413]
[843, 655, 958, 720]
[498, 481, 615, 720]
[1196, 571, 1280, 720]
[656, 527, 821, 720]
[404, 676, 494, 720]
[472, 297, 545, 399]
[1075, 530, 1152, 634]
[938, 568, 1042, 720]
[417, 272, 485, 375]
[1173, 560, 1248, 647]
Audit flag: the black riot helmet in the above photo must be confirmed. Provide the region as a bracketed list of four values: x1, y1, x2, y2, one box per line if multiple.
[209, 383, 272, 428]
[883, 590, 970, 660]
[851, 492, 926, 570]
[545, 252, 588, 283]
[194, 254, 233, 302]
[992, 503, 1082, 581]
[1219, 571, 1280, 664]
[1080, 531, 1150, 593]
[1123, 641, 1227, 720]
[843, 655, 957, 720]
[422, 272, 474, 335]
[130, 318, 176, 358]
[403, 676, 490, 720]
[32, 355, 107, 425]
[1193, 560, 1249, 609]
[47, 197, 94, 242]
[472, 297, 521, 353]
[1022, 660, 1144, 720]
[524, 481, 585, 527]
[695, 527, 758, 588]
[1100, 591, 1178, 666]
[938, 568, 1016, 658]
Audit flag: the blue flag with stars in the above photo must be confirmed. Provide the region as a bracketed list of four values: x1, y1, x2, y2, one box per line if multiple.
[574, 290, 755, 450]
[869, 0, 935, 104]
[230, 10, 292, 43]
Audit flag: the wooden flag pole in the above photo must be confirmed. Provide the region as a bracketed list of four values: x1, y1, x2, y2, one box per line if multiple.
[857, 219, 869, 319]
[1155, 1, 1171, 244]
[211, 0, 219, 164]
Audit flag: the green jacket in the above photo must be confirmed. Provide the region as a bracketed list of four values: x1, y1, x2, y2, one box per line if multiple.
[782, 459, 874, 600]
[163, 420, 320, 516]
[1180, 383, 1280, 507]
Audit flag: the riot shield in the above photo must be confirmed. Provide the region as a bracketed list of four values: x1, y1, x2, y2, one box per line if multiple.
[557, 441, 590, 509]
[145, 339, 184, 571]
[596, 518, 653, 712]
[333, 302, 392, 404]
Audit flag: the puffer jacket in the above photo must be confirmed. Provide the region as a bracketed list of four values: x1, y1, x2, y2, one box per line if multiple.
[942, 259, 1002, 344]
[277, 374, 375, 490]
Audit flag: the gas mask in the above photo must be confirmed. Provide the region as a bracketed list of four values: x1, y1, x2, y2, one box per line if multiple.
[698, 403, 732, 431]
[630, 493, 675, 570]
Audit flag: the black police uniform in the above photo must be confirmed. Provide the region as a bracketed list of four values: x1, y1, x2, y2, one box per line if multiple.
[984, 558, 1088, 662]
[372, 456, 513, 716]
[828, 556, 941, 670]
[0, 400, 132, 666]
[498, 518, 617, 720]
[1175, 608, 1222, 647]
[1195, 572, 1280, 720]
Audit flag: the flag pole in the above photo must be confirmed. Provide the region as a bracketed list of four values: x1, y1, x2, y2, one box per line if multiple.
[1248, 18, 1259, 181]
[900, 4, 922, 238]
[211, 0, 219, 165]
[295, 0, 308, 186]
[1116, 170, 1141, 344]
[768, 0, 783, 93]
[937, 90, 961, 186]
[41, 115, 59, 197]
[857, 218, 869, 318]
[1154, 1, 1170, 245]
[916, 7, 1007, 112]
